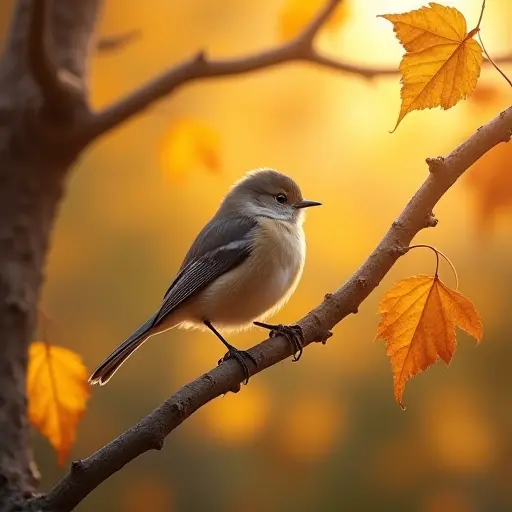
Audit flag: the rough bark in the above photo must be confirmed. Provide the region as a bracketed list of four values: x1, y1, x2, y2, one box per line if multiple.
[0, 1, 101, 508]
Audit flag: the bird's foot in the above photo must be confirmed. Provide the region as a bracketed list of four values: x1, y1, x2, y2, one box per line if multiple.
[218, 344, 257, 385]
[253, 321, 304, 362]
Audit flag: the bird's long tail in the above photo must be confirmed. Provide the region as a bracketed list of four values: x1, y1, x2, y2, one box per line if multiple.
[89, 314, 158, 386]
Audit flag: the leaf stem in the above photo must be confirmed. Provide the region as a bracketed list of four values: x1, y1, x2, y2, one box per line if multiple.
[38, 309, 50, 341]
[476, 0, 486, 30]
[405, 245, 459, 289]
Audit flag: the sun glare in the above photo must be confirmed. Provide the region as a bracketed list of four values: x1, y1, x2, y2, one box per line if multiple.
[337, 0, 491, 65]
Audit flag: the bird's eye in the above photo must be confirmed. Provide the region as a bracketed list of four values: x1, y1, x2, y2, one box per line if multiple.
[275, 193, 287, 204]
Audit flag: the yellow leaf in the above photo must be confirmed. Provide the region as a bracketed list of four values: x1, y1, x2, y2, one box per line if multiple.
[278, 0, 349, 41]
[27, 342, 91, 466]
[160, 119, 221, 183]
[376, 275, 483, 409]
[380, 2, 483, 131]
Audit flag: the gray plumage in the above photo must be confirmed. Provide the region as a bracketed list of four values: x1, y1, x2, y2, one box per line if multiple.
[89, 168, 320, 385]
[157, 215, 257, 321]
[89, 215, 256, 385]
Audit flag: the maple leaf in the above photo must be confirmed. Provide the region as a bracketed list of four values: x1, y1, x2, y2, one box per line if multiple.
[380, 2, 483, 131]
[160, 119, 221, 183]
[27, 342, 91, 466]
[376, 275, 483, 409]
[278, 0, 348, 41]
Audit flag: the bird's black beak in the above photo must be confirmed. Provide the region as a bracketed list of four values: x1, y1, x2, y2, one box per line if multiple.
[294, 199, 322, 209]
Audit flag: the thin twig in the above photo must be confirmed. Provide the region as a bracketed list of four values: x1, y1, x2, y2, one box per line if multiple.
[96, 30, 142, 55]
[40, 103, 512, 512]
[478, 33, 512, 88]
[301, 0, 340, 42]
[79, 0, 390, 141]
[78, 1, 512, 143]
[476, 0, 486, 30]
[474, 0, 512, 87]
[77, 46, 512, 137]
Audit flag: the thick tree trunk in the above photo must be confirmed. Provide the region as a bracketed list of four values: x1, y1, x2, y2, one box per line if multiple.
[0, 152, 69, 505]
[0, 1, 101, 508]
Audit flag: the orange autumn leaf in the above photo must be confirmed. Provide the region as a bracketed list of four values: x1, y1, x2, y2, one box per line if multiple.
[27, 342, 90, 466]
[380, 2, 483, 131]
[161, 119, 221, 183]
[278, 0, 348, 41]
[376, 275, 483, 409]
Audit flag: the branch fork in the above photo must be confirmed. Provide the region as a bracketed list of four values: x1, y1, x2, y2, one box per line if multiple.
[28, 0, 84, 121]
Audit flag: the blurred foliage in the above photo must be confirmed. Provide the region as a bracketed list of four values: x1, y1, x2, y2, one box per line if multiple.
[278, 0, 349, 41]
[0, 0, 511, 510]
[161, 118, 222, 184]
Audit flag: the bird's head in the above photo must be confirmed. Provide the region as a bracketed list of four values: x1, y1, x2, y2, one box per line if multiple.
[222, 168, 321, 224]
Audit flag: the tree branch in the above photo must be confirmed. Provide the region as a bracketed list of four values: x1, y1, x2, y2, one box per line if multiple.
[40, 102, 512, 511]
[79, 0, 512, 144]
[79, 0, 390, 141]
[96, 30, 142, 55]
[27, 0, 78, 119]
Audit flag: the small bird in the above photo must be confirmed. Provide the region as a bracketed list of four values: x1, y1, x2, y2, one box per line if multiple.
[89, 168, 321, 386]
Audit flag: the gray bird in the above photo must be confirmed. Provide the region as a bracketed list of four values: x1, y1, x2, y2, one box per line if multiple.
[89, 168, 321, 385]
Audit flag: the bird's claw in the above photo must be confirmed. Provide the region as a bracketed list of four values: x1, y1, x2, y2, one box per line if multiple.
[218, 346, 257, 385]
[253, 321, 304, 362]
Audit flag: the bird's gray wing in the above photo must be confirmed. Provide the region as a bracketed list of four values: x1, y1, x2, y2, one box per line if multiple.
[155, 215, 257, 324]
[180, 214, 257, 272]
[88, 215, 256, 384]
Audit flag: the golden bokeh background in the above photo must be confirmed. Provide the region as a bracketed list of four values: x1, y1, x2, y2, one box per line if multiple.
[2, 0, 512, 510]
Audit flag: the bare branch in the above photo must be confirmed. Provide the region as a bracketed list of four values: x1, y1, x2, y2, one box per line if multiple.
[40, 104, 512, 512]
[307, 49, 398, 76]
[80, 0, 392, 141]
[96, 30, 142, 55]
[27, 0, 76, 118]
[80, 0, 512, 144]
[301, 0, 340, 42]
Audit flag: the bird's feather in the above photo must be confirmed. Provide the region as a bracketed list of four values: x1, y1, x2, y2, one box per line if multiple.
[89, 215, 257, 385]
[156, 216, 256, 322]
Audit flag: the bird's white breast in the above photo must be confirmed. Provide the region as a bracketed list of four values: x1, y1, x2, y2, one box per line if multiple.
[182, 217, 306, 331]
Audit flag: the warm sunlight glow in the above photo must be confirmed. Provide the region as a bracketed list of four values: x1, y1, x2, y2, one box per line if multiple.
[421, 389, 498, 472]
[276, 394, 346, 462]
[23, 0, 512, 509]
[122, 478, 173, 512]
[200, 382, 270, 445]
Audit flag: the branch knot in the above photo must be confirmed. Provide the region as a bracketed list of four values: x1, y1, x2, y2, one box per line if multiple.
[425, 212, 438, 228]
[426, 156, 446, 173]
